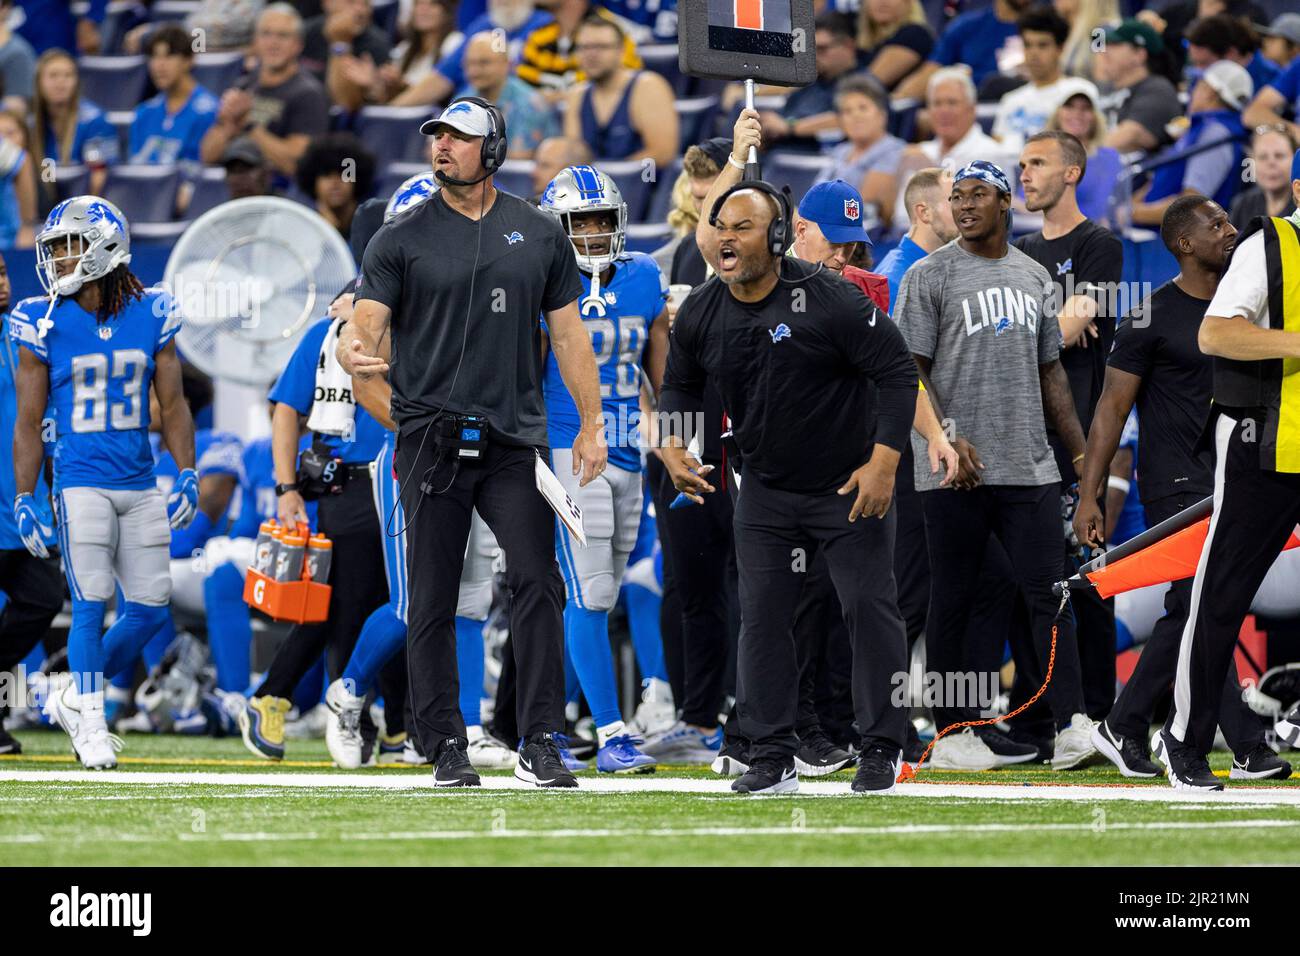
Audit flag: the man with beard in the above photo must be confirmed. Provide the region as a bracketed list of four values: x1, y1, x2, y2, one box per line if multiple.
[1074, 195, 1291, 784]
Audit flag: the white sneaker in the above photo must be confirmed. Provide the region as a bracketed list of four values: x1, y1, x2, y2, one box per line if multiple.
[43, 676, 80, 742]
[74, 719, 123, 770]
[1052, 713, 1102, 770]
[1151, 728, 1170, 768]
[628, 677, 676, 737]
[324, 679, 365, 770]
[466, 725, 517, 769]
[1276, 703, 1300, 749]
[400, 738, 430, 765]
[928, 728, 997, 770]
[284, 702, 329, 739]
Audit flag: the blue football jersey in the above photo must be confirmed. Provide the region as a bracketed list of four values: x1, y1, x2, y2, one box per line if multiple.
[129, 85, 219, 167]
[543, 252, 666, 471]
[155, 428, 243, 503]
[10, 288, 181, 492]
[228, 436, 279, 539]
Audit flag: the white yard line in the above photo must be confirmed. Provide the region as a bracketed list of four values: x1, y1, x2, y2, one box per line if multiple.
[1, 769, 1299, 805]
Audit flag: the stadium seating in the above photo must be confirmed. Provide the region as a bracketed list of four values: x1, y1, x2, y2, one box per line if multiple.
[376, 162, 428, 202]
[645, 157, 684, 225]
[184, 168, 230, 222]
[675, 95, 720, 150]
[354, 106, 433, 168]
[625, 222, 672, 254]
[53, 164, 91, 203]
[150, 0, 200, 23]
[192, 52, 246, 97]
[102, 164, 181, 224]
[765, 153, 830, 204]
[494, 159, 535, 200]
[593, 158, 655, 221]
[640, 43, 689, 97]
[78, 56, 149, 112]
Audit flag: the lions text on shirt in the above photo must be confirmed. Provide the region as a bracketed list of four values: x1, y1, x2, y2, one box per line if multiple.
[894, 241, 1061, 491]
[9, 286, 181, 492]
[543, 251, 667, 471]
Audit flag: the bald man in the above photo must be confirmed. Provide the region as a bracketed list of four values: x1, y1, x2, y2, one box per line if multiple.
[459, 31, 559, 160]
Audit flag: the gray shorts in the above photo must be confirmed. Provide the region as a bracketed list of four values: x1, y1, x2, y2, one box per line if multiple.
[56, 486, 172, 606]
[551, 450, 642, 611]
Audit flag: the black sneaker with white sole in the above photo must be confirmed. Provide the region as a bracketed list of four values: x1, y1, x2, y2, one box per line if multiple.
[732, 758, 798, 795]
[794, 727, 854, 776]
[974, 725, 1040, 766]
[515, 733, 579, 788]
[0, 723, 20, 755]
[1091, 719, 1158, 778]
[1162, 734, 1223, 792]
[852, 743, 901, 795]
[433, 736, 481, 787]
[1230, 743, 1293, 780]
[1276, 702, 1300, 749]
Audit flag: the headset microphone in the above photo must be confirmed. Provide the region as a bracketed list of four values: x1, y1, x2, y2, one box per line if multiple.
[434, 169, 493, 187]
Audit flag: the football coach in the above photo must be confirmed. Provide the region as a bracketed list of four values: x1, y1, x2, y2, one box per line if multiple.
[338, 97, 605, 789]
[660, 157, 922, 796]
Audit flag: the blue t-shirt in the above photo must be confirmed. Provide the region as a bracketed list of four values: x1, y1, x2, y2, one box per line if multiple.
[46, 100, 119, 166]
[876, 235, 929, 317]
[1267, 55, 1300, 116]
[0, 315, 55, 550]
[543, 252, 666, 472]
[10, 284, 181, 493]
[129, 84, 220, 167]
[436, 10, 553, 90]
[268, 317, 388, 464]
[930, 7, 1020, 87]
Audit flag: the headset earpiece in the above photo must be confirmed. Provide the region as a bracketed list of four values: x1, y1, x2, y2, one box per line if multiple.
[446, 95, 508, 175]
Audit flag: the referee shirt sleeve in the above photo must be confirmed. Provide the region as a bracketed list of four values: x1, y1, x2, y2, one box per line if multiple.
[1206, 231, 1268, 326]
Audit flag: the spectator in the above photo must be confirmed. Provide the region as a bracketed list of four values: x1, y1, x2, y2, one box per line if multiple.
[125, 0, 268, 53]
[459, 31, 557, 157]
[856, 0, 933, 93]
[1095, 19, 1183, 153]
[31, 49, 118, 205]
[756, 12, 864, 153]
[875, 167, 958, 310]
[530, 134, 590, 197]
[1055, 0, 1120, 82]
[222, 135, 273, 199]
[517, 0, 641, 93]
[294, 131, 376, 238]
[200, 4, 331, 177]
[993, 7, 1086, 151]
[895, 0, 1034, 100]
[891, 67, 1019, 232]
[15, 0, 104, 56]
[1243, 38, 1300, 143]
[359, 0, 462, 104]
[0, 109, 36, 248]
[653, 136, 726, 275]
[0, 1, 35, 115]
[1045, 83, 1123, 224]
[1256, 13, 1300, 70]
[1137, 0, 1267, 73]
[562, 15, 676, 166]
[129, 25, 220, 169]
[1227, 124, 1297, 231]
[1184, 14, 1278, 94]
[391, 0, 554, 107]
[305, 0, 392, 75]
[1131, 59, 1251, 226]
[814, 75, 904, 230]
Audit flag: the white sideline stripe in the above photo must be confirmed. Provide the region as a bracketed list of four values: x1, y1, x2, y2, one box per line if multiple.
[1, 770, 1299, 804]
[2, 820, 1299, 845]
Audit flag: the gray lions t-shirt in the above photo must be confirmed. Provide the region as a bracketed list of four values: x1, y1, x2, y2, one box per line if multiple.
[894, 241, 1061, 491]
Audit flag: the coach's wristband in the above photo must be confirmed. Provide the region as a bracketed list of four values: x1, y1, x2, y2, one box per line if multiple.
[727, 154, 746, 171]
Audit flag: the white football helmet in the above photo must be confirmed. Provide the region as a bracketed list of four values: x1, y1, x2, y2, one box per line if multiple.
[35, 195, 132, 297]
[385, 173, 439, 222]
[539, 165, 627, 274]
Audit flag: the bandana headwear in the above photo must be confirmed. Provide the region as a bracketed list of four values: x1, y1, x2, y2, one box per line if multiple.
[954, 160, 1012, 196]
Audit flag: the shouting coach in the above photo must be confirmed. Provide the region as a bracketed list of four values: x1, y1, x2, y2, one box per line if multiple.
[339, 97, 605, 789]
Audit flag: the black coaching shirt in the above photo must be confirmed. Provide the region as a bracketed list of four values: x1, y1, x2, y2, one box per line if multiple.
[660, 258, 918, 494]
[1106, 279, 1216, 504]
[357, 189, 584, 445]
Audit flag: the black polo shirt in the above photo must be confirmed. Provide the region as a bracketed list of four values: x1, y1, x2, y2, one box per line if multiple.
[660, 258, 917, 494]
[357, 188, 584, 445]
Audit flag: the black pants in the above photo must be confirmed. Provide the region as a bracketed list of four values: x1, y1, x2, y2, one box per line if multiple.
[0, 548, 65, 719]
[1106, 492, 1263, 753]
[1166, 413, 1298, 754]
[792, 547, 855, 744]
[652, 454, 738, 727]
[257, 474, 389, 699]
[892, 448, 931, 645]
[733, 475, 908, 762]
[398, 437, 564, 757]
[923, 484, 1086, 732]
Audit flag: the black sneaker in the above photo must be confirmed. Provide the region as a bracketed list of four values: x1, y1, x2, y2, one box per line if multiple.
[732, 757, 798, 795]
[794, 727, 855, 777]
[974, 725, 1041, 767]
[904, 722, 926, 764]
[433, 736, 481, 787]
[1160, 731, 1223, 792]
[1229, 743, 1294, 780]
[515, 733, 579, 788]
[1004, 724, 1053, 763]
[851, 743, 901, 795]
[1090, 719, 1158, 778]
[710, 737, 750, 776]
[0, 723, 20, 755]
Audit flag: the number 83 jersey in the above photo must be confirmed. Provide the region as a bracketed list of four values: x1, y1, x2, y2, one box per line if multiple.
[543, 252, 667, 473]
[9, 288, 181, 493]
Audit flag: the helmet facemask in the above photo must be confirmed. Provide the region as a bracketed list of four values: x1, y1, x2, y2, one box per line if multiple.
[36, 229, 93, 297]
[561, 206, 626, 275]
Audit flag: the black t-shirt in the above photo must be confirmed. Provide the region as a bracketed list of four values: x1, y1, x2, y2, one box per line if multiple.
[862, 24, 934, 91]
[237, 69, 330, 140]
[660, 258, 917, 493]
[357, 189, 584, 445]
[669, 233, 725, 462]
[1100, 74, 1182, 149]
[1015, 221, 1123, 476]
[1106, 279, 1215, 503]
[301, 17, 393, 77]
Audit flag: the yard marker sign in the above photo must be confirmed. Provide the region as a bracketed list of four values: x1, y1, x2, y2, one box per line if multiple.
[679, 0, 815, 86]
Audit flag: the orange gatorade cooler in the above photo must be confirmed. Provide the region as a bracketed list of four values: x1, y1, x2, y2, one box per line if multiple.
[244, 523, 332, 624]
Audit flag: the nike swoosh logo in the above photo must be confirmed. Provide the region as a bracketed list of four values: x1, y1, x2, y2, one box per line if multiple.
[868, 313, 877, 327]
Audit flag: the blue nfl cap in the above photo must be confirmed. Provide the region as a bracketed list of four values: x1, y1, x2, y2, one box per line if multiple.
[798, 180, 871, 245]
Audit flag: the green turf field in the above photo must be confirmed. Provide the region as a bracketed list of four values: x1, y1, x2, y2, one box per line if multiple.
[3, 731, 1300, 866]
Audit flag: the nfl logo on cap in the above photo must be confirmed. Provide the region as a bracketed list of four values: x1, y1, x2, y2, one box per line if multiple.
[843, 198, 860, 222]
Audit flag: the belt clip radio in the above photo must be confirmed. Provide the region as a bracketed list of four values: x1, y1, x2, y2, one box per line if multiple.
[435, 414, 489, 460]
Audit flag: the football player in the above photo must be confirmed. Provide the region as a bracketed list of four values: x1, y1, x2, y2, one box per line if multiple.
[10, 196, 198, 769]
[539, 165, 670, 773]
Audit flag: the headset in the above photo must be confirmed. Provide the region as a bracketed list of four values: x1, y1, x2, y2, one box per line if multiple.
[432, 95, 509, 187]
[707, 179, 793, 256]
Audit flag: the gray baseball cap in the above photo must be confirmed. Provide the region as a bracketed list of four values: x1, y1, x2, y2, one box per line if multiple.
[1259, 13, 1300, 46]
